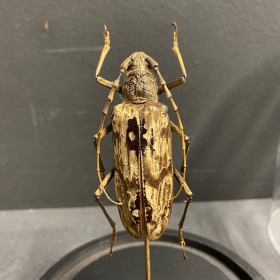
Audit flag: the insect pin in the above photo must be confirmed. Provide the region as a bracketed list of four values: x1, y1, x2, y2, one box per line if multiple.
[93, 22, 193, 280]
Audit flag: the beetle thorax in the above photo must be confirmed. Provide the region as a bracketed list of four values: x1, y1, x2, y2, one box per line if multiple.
[122, 52, 158, 104]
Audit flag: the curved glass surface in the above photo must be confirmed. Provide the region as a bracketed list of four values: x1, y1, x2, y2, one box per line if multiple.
[268, 139, 280, 256]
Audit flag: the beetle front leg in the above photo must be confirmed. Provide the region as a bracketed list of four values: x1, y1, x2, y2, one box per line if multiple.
[157, 23, 187, 95]
[173, 166, 193, 260]
[96, 25, 110, 80]
[171, 22, 187, 78]
[94, 167, 118, 255]
[96, 76, 122, 93]
[95, 25, 123, 93]
[157, 77, 186, 95]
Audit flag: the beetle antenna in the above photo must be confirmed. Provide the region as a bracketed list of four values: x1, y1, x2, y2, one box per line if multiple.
[103, 187, 122, 206]
[167, 184, 183, 201]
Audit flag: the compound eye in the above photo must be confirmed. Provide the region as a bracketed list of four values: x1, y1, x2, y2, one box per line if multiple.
[145, 61, 151, 69]
[127, 61, 134, 71]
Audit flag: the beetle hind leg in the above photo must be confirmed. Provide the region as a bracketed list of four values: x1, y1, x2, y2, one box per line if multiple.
[173, 166, 193, 259]
[178, 196, 192, 259]
[94, 167, 118, 255]
[94, 196, 117, 255]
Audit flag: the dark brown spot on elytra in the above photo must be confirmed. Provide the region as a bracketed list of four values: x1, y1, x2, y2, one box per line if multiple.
[143, 182, 153, 223]
[126, 117, 139, 158]
[130, 191, 141, 225]
[145, 205, 153, 223]
[150, 128, 155, 153]
[140, 118, 148, 152]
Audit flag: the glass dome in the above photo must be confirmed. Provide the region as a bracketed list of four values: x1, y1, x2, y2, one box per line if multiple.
[268, 140, 280, 256]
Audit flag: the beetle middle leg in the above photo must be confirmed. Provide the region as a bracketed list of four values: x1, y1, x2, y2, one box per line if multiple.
[174, 166, 193, 260]
[93, 122, 112, 180]
[170, 118, 193, 259]
[94, 167, 118, 255]
[170, 120, 190, 174]
[93, 121, 121, 206]
[96, 78, 123, 186]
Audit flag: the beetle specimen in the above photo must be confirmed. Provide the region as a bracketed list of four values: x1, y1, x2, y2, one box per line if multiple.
[93, 23, 193, 280]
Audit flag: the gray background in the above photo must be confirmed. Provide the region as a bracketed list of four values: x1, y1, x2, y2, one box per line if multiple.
[1, 0, 280, 210]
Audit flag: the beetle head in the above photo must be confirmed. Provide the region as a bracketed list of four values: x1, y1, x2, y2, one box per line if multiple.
[126, 52, 151, 73]
[121, 52, 158, 104]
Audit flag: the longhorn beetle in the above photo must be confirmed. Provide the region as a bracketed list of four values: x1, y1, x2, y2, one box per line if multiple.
[93, 23, 193, 280]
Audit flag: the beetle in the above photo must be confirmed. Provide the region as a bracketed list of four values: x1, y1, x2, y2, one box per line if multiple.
[93, 23, 193, 280]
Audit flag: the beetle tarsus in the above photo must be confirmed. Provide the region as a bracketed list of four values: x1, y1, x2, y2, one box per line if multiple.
[180, 241, 187, 260]
[178, 229, 188, 259]
[93, 183, 118, 257]
[171, 22, 178, 35]
[109, 231, 116, 256]
[103, 25, 109, 39]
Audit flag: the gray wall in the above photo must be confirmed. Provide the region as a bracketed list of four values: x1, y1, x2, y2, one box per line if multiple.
[1, 0, 279, 210]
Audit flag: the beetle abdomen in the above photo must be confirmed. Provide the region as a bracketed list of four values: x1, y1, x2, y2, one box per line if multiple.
[112, 102, 173, 240]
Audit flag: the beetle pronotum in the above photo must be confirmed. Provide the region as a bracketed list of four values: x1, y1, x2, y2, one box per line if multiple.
[93, 23, 193, 280]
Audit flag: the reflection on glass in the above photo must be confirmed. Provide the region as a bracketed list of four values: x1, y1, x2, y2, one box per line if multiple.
[267, 139, 280, 256]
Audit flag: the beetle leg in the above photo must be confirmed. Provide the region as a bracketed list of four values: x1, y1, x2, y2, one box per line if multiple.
[170, 121, 190, 174]
[178, 197, 192, 259]
[171, 22, 187, 78]
[173, 166, 193, 197]
[96, 80, 122, 204]
[93, 122, 112, 180]
[157, 23, 187, 95]
[95, 25, 123, 94]
[147, 56, 187, 195]
[157, 77, 186, 95]
[97, 76, 122, 93]
[94, 167, 118, 255]
[96, 107, 122, 205]
[95, 25, 111, 79]
[97, 75, 123, 186]
[173, 166, 193, 260]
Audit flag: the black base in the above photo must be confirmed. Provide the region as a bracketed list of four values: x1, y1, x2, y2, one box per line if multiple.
[40, 230, 264, 280]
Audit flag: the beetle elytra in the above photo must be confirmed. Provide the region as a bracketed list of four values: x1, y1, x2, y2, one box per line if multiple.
[93, 23, 193, 280]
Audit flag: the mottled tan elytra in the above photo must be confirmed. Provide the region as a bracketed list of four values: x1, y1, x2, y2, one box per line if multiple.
[93, 23, 193, 280]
